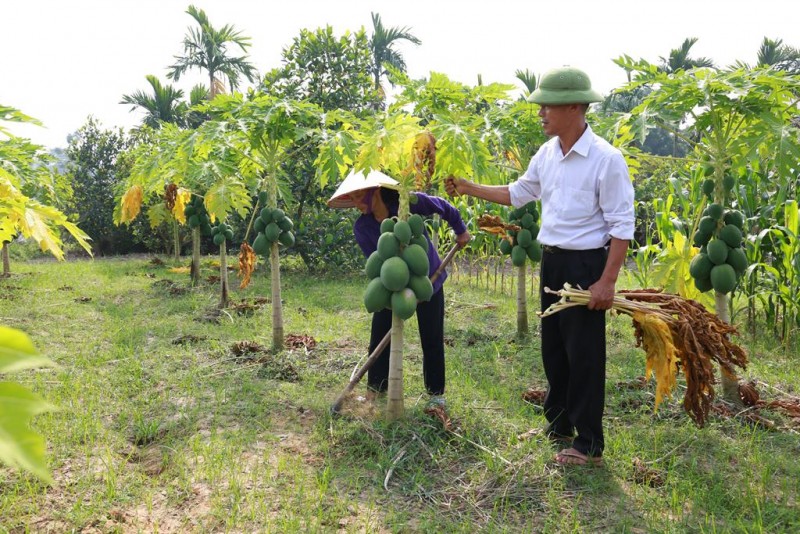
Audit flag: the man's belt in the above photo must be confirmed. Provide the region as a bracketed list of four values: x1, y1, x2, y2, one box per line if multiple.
[541, 244, 607, 255]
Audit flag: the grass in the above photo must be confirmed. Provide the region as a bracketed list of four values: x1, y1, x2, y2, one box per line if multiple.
[1, 254, 799, 533]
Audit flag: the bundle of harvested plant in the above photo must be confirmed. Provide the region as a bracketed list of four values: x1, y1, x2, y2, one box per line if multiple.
[540, 284, 748, 426]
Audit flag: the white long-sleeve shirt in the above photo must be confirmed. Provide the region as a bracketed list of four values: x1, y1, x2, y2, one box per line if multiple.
[508, 125, 635, 250]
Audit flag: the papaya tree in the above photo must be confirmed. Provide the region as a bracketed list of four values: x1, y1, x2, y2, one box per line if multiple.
[614, 59, 800, 401]
[317, 105, 494, 419]
[179, 120, 252, 308]
[390, 68, 523, 249]
[486, 99, 549, 337]
[1, 105, 92, 270]
[116, 125, 198, 271]
[118, 118, 251, 309]
[208, 94, 321, 351]
[120, 77, 209, 260]
[392, 70, 549, 334]
[494, 201, 543, 338]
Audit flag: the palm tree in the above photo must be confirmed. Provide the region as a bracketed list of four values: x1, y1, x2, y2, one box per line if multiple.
[514, 69, 537, 101]
[167, 5, 258, 99]
[659, 38, 715, 73]
[757, 37, 800, 73]
[369, 12, 421, 106]
[120, 75, 187, 129]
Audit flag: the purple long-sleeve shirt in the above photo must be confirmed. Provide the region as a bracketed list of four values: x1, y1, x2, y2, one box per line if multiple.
[354, 192, 467, 294]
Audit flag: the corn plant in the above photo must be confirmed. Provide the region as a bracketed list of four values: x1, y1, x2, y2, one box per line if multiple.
[744, 201, 800, 348]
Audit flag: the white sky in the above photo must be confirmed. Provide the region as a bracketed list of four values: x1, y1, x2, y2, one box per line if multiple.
[3, 0, 798, 149]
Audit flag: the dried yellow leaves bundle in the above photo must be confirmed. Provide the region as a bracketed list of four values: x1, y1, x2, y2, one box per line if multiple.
[540, 284, 748, 426]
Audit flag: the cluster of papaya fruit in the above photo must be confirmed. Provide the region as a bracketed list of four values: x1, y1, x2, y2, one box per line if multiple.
[252, 207, 295, 256]
[211, 222, 234, 246]
[501, 201, 542, 266]
[690, 202, 747, 294]
[363, 214, 433, 320]
[184, 196, 212, 236]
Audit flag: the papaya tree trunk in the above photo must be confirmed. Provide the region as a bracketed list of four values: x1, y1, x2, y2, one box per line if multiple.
[386, 313, 405, 420]
[173, 220, 181, 262]
[1, 244, 10, 277]
[386, 192, 411, 419]
[517, 263, 528, 339]
[219, 243, 230, 309]
[270, 242, 283, 352]
[190, 227, 201, 286]
[715, 291, 741, 404]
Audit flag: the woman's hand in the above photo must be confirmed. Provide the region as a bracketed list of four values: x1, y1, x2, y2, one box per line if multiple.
[455, 230, 472, 249]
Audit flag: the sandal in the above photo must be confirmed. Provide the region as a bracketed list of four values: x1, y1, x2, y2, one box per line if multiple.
[555, 447, 604, 467]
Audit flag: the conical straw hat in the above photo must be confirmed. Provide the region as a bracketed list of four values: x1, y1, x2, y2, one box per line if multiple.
[327, 170, 399, 208]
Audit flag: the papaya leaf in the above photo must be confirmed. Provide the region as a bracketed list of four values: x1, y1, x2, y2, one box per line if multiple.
[117, 184, 143, 224]
[19, 204, 64, 260]
[147, 202, 171, 229]
[0, 327, 55, 373]
[205, 177, 251, 221]
[0, 327, 56, 484]
[0, 381, 55, 483]
[172, 188, 191, 224]
[651, 232, 713, 306]
[314, 130, 357, 188]
[432, 119, 493, 179]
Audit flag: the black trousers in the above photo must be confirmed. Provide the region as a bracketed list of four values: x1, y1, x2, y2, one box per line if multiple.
[540, 248, 607, 457]
[367, 288, 445, 396]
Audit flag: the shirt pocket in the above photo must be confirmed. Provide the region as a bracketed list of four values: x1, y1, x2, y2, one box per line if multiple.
[559, 186, 596, 222]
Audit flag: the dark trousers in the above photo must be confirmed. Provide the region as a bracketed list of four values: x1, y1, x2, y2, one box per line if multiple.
[540, 248, 607, 457]
[367, 288, 445, 396]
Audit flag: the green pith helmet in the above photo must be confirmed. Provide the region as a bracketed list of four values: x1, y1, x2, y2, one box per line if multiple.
[527, 66, 603, 105]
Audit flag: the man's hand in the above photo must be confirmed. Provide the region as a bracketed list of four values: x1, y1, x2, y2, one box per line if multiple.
[445, 175, 467, 197]
[455, 230, 472, 249]
[587, 278, 616, 310]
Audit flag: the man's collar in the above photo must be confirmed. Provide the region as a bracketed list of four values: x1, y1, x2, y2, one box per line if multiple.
[554, 123, 593, 158]
[570, 123, 593, 157]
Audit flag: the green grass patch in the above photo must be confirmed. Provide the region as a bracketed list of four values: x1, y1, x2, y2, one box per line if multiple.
[1, 256, 798, 532]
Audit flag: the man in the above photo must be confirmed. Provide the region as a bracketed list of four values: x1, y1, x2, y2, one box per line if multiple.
[445, 66, 634, 466]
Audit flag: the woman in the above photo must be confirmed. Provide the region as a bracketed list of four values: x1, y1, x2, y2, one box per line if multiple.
[328, 171, 471, 409]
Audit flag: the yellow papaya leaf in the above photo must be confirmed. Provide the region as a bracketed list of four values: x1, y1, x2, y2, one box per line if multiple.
[119, 185, 143, 224]
[59, 220, 92, 256]
[172, 188, 191, 224]
[237, 243, 256, 289]
[20, 205, 64, 260]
